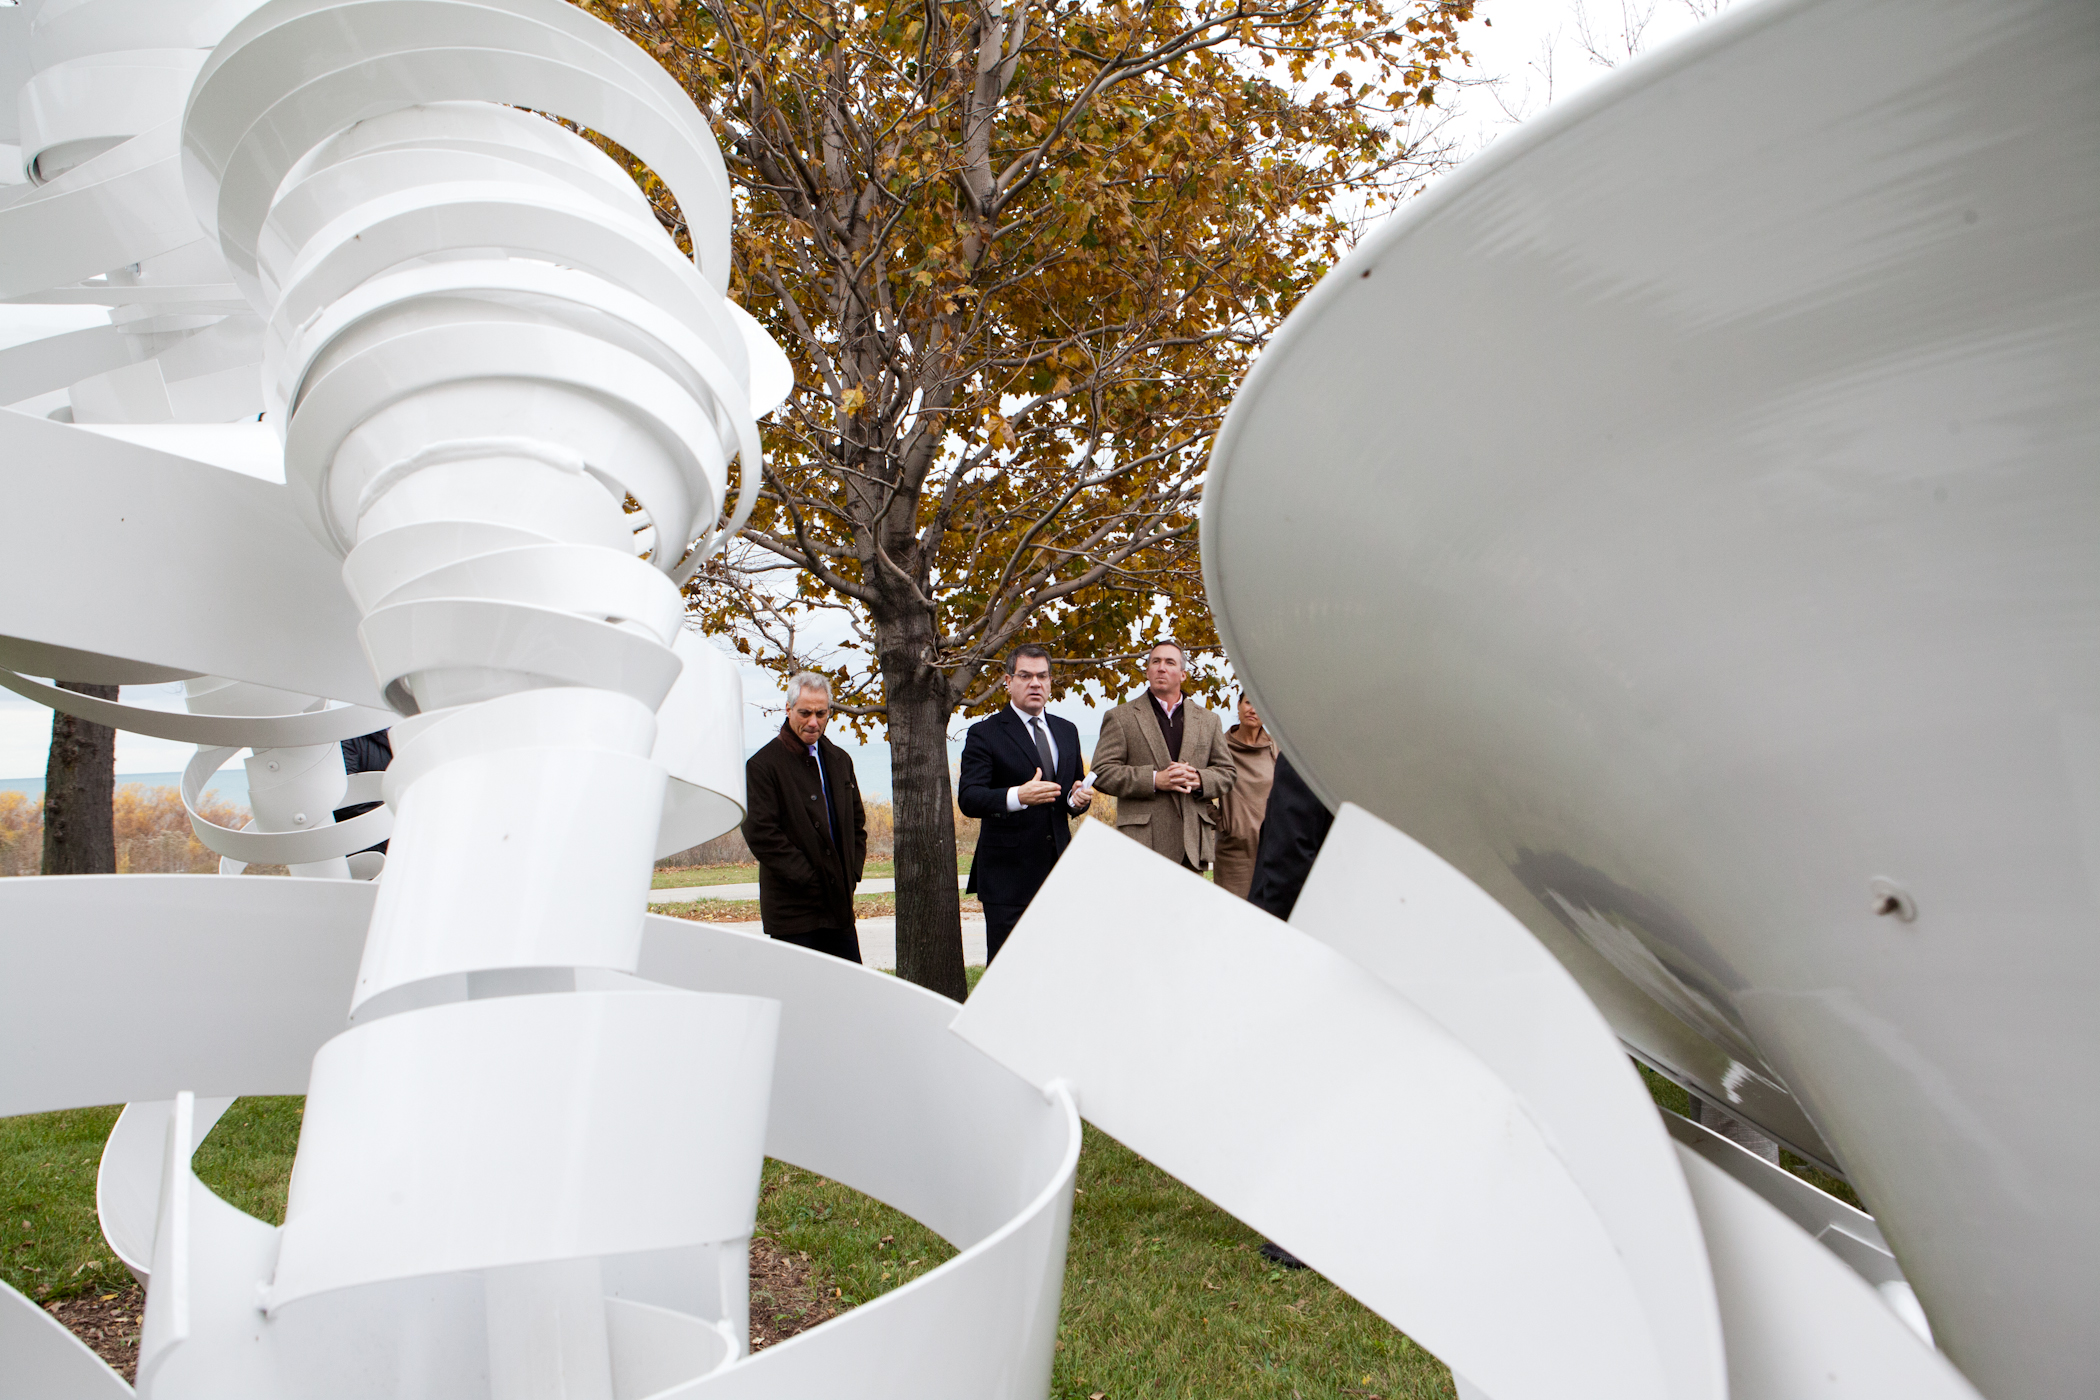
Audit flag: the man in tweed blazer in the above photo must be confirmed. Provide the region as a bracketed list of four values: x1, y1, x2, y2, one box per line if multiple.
[1090, 641, 1237, 871]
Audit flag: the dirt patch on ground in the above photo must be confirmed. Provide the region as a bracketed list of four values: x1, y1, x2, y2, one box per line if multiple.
[53, 1251, 836, 1374]
[45, 1283, 142, 1382]
[747, 1234, 838, 1353]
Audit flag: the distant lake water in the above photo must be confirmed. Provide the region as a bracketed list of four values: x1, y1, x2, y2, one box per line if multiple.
[0, 770, 250, 803]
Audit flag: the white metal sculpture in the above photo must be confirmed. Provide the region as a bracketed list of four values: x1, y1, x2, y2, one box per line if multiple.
[1193, 0, 2098, 1397]
[0, 0, 2084, 1396]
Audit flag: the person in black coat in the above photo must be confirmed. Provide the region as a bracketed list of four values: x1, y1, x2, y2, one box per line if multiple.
[957, 644, 1093, 961]
[334, 728, 391, 854]
[1247, 746, 1335, 1272]
[741, 673, 868, 963]
[1247, 751, 1335, 922]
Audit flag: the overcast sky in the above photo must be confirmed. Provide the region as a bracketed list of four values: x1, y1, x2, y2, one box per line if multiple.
[0, 0, 1736, 798]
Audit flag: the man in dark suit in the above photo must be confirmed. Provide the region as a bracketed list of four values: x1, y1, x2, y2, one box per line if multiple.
[957, 644, 1093, 961]
[742, 672, 868, 963]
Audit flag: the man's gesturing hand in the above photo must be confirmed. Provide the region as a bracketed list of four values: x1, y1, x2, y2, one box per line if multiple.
[1018, 768, 1062, 805]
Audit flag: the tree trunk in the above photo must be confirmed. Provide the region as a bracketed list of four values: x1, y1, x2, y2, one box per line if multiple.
[41, 681, 117, 874]
[877, 609, 968, 1002]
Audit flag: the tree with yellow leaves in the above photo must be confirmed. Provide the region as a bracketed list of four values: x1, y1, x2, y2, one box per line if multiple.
[581, 0, 1472, 998]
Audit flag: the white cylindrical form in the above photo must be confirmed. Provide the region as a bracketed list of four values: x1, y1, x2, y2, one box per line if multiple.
[168, 3, 779, 1393]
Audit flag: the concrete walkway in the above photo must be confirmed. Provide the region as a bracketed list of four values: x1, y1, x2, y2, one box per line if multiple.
[666, 914, 986, 972]
[649, 881, 763, 903]
[648, 875, 985, 970]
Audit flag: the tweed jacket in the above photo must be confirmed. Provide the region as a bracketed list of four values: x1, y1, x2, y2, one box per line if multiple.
[1089, 693, 1237, 870]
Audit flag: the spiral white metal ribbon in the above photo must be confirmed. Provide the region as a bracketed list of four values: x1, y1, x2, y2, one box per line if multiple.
[0, 0, 2067, 1397]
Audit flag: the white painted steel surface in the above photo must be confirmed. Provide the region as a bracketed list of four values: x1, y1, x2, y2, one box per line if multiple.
[0, 1279, 132, 1400]
[0, 875, 1080, 1398]
[99, 1097, 235, 1284]
[1202, 0, 2099, 1395]
[1674, 1146, 1978, 1400]
[0, 0, 785, 1392]
[964, 817, 1983, 1400]
[958, 821, 1691, 1400]
[2, 0, 2078, 1395]
[1291, 808, 1725, 1400]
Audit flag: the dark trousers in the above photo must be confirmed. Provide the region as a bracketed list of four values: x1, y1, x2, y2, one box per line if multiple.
[771, 926, 862, 964]
[984, 902, 1029, 963]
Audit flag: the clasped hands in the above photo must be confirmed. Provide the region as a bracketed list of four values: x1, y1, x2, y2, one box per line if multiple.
[1153, 760, 1202, 794]
[1019, 768, 1093, 810]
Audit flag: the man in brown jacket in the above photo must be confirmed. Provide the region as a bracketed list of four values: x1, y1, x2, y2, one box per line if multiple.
[1090, 641, 1237, 871]
[742, 672, 867, 962]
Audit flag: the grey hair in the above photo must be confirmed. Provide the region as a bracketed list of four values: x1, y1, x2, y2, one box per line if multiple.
[786, 671, 832, 708]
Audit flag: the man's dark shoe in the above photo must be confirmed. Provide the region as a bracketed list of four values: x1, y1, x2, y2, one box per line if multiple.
[1259, 1241, 1308, 1269]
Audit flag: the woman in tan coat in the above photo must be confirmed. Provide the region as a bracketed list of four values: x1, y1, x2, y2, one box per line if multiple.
[1214, 692, 1277, 898]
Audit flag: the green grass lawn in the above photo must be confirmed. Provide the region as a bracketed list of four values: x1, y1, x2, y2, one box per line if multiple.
[2, 1105, 129, 1301]
[1, 1098, 305, 1303]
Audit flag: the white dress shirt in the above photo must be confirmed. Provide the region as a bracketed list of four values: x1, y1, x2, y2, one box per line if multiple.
[1004, 704, 1078, 812]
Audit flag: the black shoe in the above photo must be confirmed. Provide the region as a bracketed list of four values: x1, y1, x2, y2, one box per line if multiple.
[1259, 1241, 1307, 1269]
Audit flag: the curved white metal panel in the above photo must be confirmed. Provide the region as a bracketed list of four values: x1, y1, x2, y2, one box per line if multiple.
[0, 411, 383, 705]
[269, 989, 779, 1309]
[99, 1096, 235, 1284]
[0, 873, 1080, 1399]
[4, 0, 2067, 1394]
[1676, 1146, 1980, 1400]
[0, 874, 372, 1117]
[636, 918, 1080, 1400]
[0, 1278, 133, 1400]
[1202, 0, 2100, 1394]
[958, 822, 1677, 1400]
[1291, 807, 1725, 1400]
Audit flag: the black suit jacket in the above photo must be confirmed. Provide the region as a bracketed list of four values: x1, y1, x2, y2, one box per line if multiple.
[742, 724, 867, 936]
[958, 707, 1084, 907]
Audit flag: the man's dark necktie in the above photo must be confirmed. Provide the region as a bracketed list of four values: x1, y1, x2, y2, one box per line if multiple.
[810, 745, 840, 852]
[1030, 716, 1056, 783]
